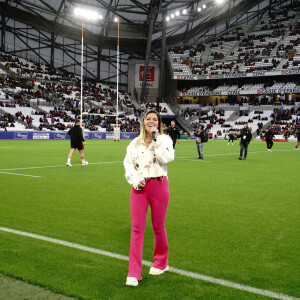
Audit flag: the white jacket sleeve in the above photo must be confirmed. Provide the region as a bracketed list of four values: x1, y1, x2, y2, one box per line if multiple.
[123, 141, 143, 189]
[152, 134, 175, 165]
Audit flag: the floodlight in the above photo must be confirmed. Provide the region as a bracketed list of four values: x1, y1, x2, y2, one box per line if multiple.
[175, 11, 180, 16]
[198, 7, 202, 12]
[90, 11, 99, 20]
[114, 17, 119, 23]
[74, 8, 81, 16]
[171, 13, 175, 19]
[74, 8, 100, 21]
[203, 4, 206, 8]
[99, 15, 103, 20]
[81, 9, 90, 19]
[216, 0, 224, 3]
[80, 9, 88, 18]
[166, 16, 170, 22]
[182, 9, 187, 14]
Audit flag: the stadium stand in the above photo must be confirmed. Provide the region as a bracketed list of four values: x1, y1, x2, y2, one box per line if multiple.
[0, 52, 176, 132]
[169, 3, 300, 77]
[0, 1, 299, 141]
[167, 2, 300, 139]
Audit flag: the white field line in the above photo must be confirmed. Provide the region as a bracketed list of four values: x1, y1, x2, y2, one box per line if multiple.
[176, 149, 294, 159]
[0, 227, 297, 300]
[0, 172, 41, 178]
[177, 159, 212, 163]
[0, 161, 123, 172]
[0, 149, 295, 172]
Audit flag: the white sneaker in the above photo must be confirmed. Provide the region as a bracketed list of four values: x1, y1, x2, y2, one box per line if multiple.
[295, 147, 299, 150]
[126, 277, 138, 286]
[82, 161, 88, 165]
[66, 162, 72, 166]
[149, 265, 169, 275]
[267, 149, 271, 152]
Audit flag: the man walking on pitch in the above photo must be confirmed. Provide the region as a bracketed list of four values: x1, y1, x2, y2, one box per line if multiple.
[237, 124, 252, 160]
[265, 126, 274, 152]
[66, 119, 88, 166]
[166, 120, 180, 149]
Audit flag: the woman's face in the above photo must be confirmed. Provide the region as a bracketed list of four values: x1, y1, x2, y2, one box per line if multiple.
[144, 112, 159, 135]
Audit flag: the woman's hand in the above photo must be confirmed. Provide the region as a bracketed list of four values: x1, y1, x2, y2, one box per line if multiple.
[138, 180, 146, 189]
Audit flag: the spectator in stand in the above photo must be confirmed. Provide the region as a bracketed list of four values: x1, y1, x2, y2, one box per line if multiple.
[237, 124, 252, 160]
[166, 120, 180, 149]
[295, 127, 300, 150]
[265, 126, 274, 152]
[66, 119, 88, 166]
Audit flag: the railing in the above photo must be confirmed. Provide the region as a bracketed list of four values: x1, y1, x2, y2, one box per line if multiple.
[164, 95, 180, 116]
[176, 115, 193, 133]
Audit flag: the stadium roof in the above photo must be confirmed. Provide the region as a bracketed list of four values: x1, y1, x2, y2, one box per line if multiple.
[1, 0, 267, 56]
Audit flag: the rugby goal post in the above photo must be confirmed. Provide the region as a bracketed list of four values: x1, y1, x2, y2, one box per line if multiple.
[114, 124, 120, 141]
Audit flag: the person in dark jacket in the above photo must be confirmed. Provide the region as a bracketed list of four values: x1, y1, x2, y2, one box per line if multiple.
[265, 126, 274, 152]
[166, 120, 180, 149]
[295, 127, 300, 150]
[66, 119, 88, 166]
[191, 125, 205, 160]
[228, 126, 235, 145]
[237, 124, 252, 160]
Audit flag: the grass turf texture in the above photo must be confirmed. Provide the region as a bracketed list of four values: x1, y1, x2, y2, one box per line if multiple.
[0, 139, 299, 299]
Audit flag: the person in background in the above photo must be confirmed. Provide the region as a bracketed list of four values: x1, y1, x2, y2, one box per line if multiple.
[295, 127, 300, 150]
[124, 109, 174, 287]
[237, 124, 252, 160]
[228, 126, 235, 145]
[191, 125, 205, 160]
[166, 120, 180, 149]
[66, 119, 88, 166]
[265, 125, 274, 152]
[162, 123, 168, 134]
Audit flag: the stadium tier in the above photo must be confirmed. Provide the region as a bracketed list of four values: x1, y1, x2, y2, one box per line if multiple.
[1, 1, 300, 299]
[0, 54, 177, 132]
[169, 4, 300, 80]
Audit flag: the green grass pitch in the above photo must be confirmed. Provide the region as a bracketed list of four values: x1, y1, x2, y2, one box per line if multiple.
[0, 139, 299, 299]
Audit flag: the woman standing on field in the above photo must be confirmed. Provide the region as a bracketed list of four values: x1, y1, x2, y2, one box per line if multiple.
[123, 109, 174, 287]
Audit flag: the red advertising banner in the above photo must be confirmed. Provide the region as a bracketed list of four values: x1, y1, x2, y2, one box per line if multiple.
[139, 66, 155, 82]
[135, 64, 159, 88]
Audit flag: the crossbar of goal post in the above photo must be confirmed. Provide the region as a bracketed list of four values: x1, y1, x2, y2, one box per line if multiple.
[82, 113, 117, 117]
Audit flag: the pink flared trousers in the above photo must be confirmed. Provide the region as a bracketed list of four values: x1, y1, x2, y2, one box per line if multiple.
[128, 177, 170, 280]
